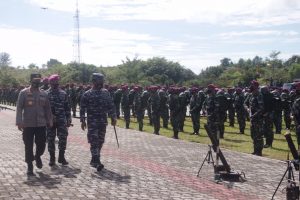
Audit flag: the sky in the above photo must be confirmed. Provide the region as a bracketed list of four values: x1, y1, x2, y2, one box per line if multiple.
[0, 0, 300, 74]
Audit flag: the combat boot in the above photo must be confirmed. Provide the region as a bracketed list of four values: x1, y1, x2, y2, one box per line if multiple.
[49, 152, 56, 167]
[58, 150, 69, 165]
[90, 156, 100, 168]
[173, 131, 179, 139]
[35, 156, 43, 169]
[27, 162, 35, 176]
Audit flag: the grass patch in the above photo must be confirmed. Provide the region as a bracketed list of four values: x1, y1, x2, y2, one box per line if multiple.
[116, 116, 297, 161]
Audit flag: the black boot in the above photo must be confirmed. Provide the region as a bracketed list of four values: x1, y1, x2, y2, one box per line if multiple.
[35, 156, 43, 169]
[49, 152, 56, 167]
[173, 131, 179, 139]
[27, 162, 35, 176]
[90, 156, 100, 168]
[58, 150, 69, 165]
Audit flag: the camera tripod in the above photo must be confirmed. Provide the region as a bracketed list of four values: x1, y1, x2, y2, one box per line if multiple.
[197, 145, 214, 177]
[272, 159, 299, 200]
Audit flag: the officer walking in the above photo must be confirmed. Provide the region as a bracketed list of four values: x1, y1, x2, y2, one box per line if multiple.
[16, 73, 53, 176]
[80, 73, 117, 171]
[46, 74, 72, 166]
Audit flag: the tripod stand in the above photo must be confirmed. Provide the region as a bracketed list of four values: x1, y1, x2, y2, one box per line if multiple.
[197, 145, 214, 177]
[272, 160, 299, 200]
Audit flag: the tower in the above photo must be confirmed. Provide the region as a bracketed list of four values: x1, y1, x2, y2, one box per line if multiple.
[73, 0, 81, 64]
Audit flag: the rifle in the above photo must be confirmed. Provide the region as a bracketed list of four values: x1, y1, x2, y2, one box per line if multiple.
[0, 105, 15, 111]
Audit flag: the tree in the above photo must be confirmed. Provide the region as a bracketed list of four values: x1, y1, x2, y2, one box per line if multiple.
[0, 52, 11, 67]
[47, 58, 62, 68]
[220, 57, 232, 68]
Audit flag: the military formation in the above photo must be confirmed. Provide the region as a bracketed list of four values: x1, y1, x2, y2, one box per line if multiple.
[2, 72, 300, 175]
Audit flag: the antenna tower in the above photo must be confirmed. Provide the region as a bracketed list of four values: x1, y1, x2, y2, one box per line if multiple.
[73, 0, 81, 64]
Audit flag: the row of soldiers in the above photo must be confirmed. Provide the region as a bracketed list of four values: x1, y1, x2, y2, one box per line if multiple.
[3, 79, 300, 156]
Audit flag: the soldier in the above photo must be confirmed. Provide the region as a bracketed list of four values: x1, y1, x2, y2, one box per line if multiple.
[233, 88, 246, 134]
[149, 86, 161, 135]
[142, 87, 152, 125]
[227, 88, 235, 127]
[281, 89, 292, 130]
[16, 73, 53, 176]
[113, 87, 123, 119]
[292, 83, 300, 147]
[134, 86, 145, 131]
[168, 87, 180, 139]
[205, 84, 220, 138]
[216, 89, 228, 138]
[46, 74, 72, 166]
[260, 86, 274, 148]
[128, 87, 136, 117]
[189, 87, 201, 135]
[80, 73, 117, 171]
[244, 80, 264, 156]
[178, 87, 189, 132]
[69, 83, 77, 117]
[272, 89, 282, 134]
[158, 87, 169, 128]
[121, 85, 130, 129]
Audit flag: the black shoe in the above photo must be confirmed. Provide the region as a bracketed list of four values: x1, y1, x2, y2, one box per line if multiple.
[90, 156, 100, 168]
[35, 156, 43, 169]
[49, 152, 56, 167]
[97, 163, 104, 172]
[27, 163, 35, 176]
[264, 144, 271, 148]
[58, 150, 69, 165]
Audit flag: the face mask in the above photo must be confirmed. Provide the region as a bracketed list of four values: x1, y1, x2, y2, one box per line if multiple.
[52, 83, 59, 89]
[32, 82, 40, 88]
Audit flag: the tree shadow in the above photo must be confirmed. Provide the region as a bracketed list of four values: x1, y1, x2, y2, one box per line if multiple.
[91, 168, 131, 184]
[50, 165, 82, 178]
[24, 172, 61, 189]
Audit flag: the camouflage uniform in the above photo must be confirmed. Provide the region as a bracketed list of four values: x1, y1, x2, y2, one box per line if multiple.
[69, 84, 77, 117]
[272, 90, 282, 134]
[216, 90, 228, 138]
[261, 87, 274, 148]
[149, 87, 160, 134]
[233, 89, 246, 134]
[205, 85, 220, 138]
[168, 88, 180, 139]
[292, 96, 300, 145]
[113, 88, 122, 119]
[244, 82, 264, 156]
[189, 88, 202, 135]
[178, 89, 188, 132]
[158, 89, 169, 128]
[227, 89, 235, 127]
[134, 87, 145, 131]
[80, 81, 116, 167]
[281, 91, 291, 130]
[46, 86, 71, 166]
[121, 87, 131, 129]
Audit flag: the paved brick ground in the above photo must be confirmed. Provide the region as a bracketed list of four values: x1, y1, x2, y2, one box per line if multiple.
[0, 108, 295, 199]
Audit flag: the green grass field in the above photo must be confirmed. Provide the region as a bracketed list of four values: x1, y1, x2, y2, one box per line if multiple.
[116, 116, 298, 161]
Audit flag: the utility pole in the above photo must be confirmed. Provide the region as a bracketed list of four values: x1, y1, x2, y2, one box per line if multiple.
[73, 0, 81, 64]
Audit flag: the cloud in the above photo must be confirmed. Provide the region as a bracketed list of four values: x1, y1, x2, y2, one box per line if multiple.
[0, 26, 72, 67]
[29, 0, 300, 26]
[0, 25, 189, 69]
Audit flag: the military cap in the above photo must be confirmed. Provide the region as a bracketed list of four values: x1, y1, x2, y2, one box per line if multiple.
[92, 73, 104, 81]
[30, 73, 42, 81]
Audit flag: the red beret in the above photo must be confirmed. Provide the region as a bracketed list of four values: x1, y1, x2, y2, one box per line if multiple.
[48, 74, 60, 82]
